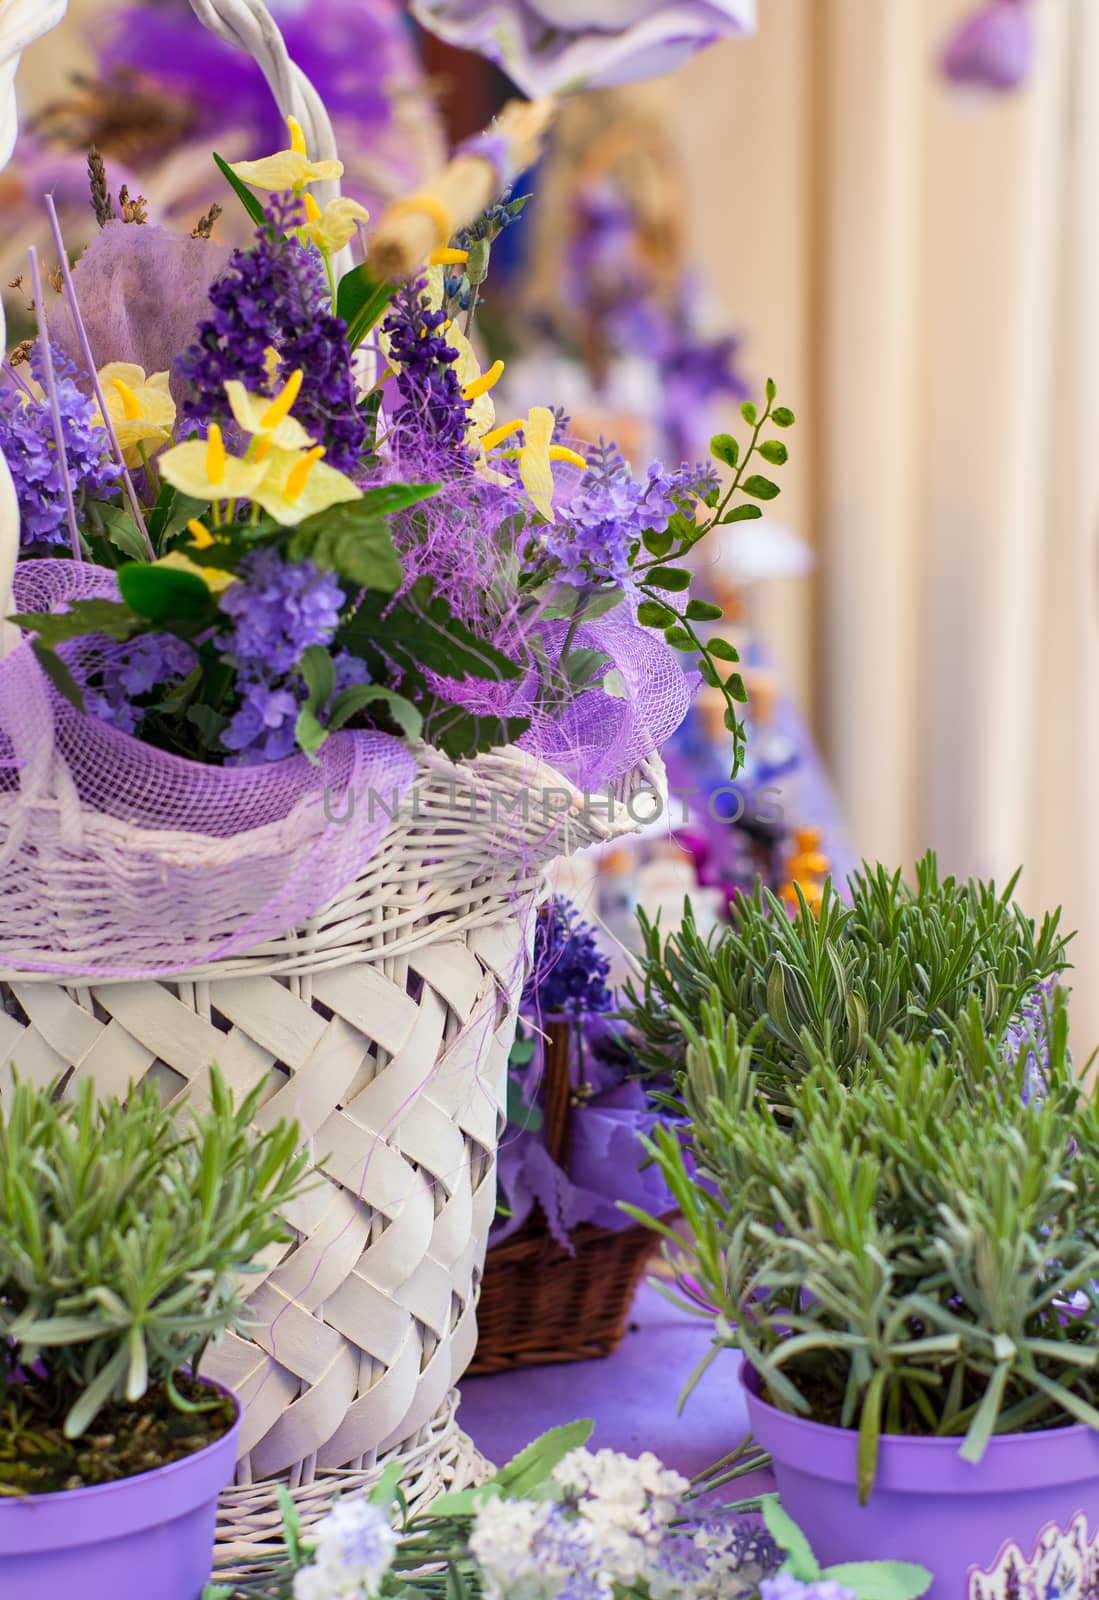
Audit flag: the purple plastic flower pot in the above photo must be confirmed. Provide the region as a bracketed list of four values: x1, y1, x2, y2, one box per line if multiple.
[0, 1387, 240, 1600]
[741, 1362, 1099, 1600]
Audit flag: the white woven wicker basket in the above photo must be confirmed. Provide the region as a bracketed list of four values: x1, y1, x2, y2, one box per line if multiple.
[0, 0, 668, 1569]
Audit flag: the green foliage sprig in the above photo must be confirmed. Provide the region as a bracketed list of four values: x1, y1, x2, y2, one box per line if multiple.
[0, 1070, 309, 1438]
[630, 991, 1099, 1500]
[632, 382, 794, 776]
[620, 852, 1069, 1097]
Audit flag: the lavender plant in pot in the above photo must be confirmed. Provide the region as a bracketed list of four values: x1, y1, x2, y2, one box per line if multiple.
[633, 989, 1099, 1600]
[0, 1070, 307, 1600]
[620, 853, 1068, 1096]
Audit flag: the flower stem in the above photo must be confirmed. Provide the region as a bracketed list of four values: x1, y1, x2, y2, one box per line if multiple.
[26, 247, 82, 563]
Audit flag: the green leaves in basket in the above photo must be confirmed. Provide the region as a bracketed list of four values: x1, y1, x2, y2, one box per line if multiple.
[761, 1498, 932, 1600]
[337, 261, 397, 349]
[118, 561, 218, 623]
[337, 579, 530, 761]
[429, 1420, 596, 1518]
[286, 499, 405, 594]
[212, 152, 266, 226]
[295, 644, 423, 760]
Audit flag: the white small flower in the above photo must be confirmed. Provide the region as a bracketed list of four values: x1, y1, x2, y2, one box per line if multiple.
[292, 1497, 398, 1600]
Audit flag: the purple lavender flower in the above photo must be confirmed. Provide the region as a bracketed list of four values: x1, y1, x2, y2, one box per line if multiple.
[177, 195, 365, 472]
[217, 549, 344, 677]
[524, 898, 613, 1018]
[539, 442, 704, 586]
[0, 348, 120, 553]
[381, 277, 470, 459]
[941, 0, 1034, 92]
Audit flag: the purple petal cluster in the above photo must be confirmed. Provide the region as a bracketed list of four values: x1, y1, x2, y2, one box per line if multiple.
[215, 548, 369, 764]
[381, 276, 470, 458]
[218, 548, 344, 676]
[541, 443, 713, 586]
[66, 634, 197, 736]
[0, 348, 120, 553]
[523, 897, 613, 1018]
[760, 1576, 858, 1600]
[176, 195, 365, 472]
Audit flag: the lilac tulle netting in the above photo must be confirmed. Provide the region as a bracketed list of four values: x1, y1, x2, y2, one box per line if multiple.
[0, 563, 687, 981]
[0, 562, 417, 979]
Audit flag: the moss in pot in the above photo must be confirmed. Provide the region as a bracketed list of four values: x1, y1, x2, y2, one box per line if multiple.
[0, 1069, 307, 1600]
[632, 988, 1099, 1600]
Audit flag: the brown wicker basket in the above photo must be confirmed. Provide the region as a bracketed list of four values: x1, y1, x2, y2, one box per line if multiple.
[469, 1020, 663, 1373]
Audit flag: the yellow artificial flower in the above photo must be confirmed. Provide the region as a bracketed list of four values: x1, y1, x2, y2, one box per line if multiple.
[158, 424, 267, 503]
[230, 115, 343, 195]
[292, 192, 370, 254]
[155, 550, 237, 594]
[94, 362, 176, 467]
[223, 370, 314, 451]
[447, 325, 503, 445]
[251, 445, 362, 527]
[479, 408, 588, 523]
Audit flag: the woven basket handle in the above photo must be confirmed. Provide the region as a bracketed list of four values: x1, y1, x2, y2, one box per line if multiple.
[543, 1020, 573, 1170]
[0, 0, 349, 653]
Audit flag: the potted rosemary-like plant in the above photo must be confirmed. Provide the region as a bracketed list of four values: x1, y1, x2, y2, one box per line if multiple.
[633, 990, 1099, 1600]
[620, 853, 1068, 1096]
[0, 1070, 307, 1600]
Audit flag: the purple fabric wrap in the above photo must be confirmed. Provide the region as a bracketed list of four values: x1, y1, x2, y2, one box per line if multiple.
[495, 1080, 679, 1250]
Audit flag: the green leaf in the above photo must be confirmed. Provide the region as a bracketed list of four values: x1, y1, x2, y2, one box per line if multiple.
[647, 566, 691, 593]
[664, 626, 695, 650]
[300, 644, 336, 714]
[759, 440, 789, 466]
[637, 600, 676, 629]
[510, 1035, 536, 1066]
[563, 647, 611, 688]
[340, 581, 523, 684]
[288, 504, 403, 594]
[10, 598, 139, 647]
[710, 433, 739, 468]
[741, 400, 758, 425]
[93, 504, 149, 564]
[356, 483, 440, 518]
[723, 504, 763, 523]
[367, 1459, 406, 1514]
[822, 1562, 933, 1600]
[685, 600, 723, 621]
[489, 1420, 595, 1500]
[772, 405, 796, 427]
[761, 1496, 821, 1582]
[276, 1484, 305, 1565]
[697, 656, 721, 689]
[643, 529, 674, 558]
[603, 667, 627, 699]
[337, 264, 398, 348]
[327, 685, 423, 741]
[118, 562, 215, 622]
[857, 1369, 886, 1503]
[186, 703, 229, 747]
[31, 643, 85, 712]
[421, 703, 530, 762]
[727, 672, 748, 703]
[765, 377, 778, 403]
[708, 638, 739, 662]
[538, 585, 625, 623]
[212, 152, 267, 226]
[507, 1072, 543, 1132]
[742, 474, 781, 501]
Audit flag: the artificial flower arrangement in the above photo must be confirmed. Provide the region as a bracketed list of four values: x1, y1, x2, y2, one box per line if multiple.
[200, 1420, 931, 1600]
[2, 113, 795, 784]
[632, 974, 1099, 1594]
[0, 1070, 307, 1597]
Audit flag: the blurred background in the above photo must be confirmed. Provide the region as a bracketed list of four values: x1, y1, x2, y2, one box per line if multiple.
[9, 0, 1099, 1040]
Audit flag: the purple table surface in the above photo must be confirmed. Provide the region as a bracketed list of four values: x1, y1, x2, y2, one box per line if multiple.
[459, 1279, 776, 1498]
